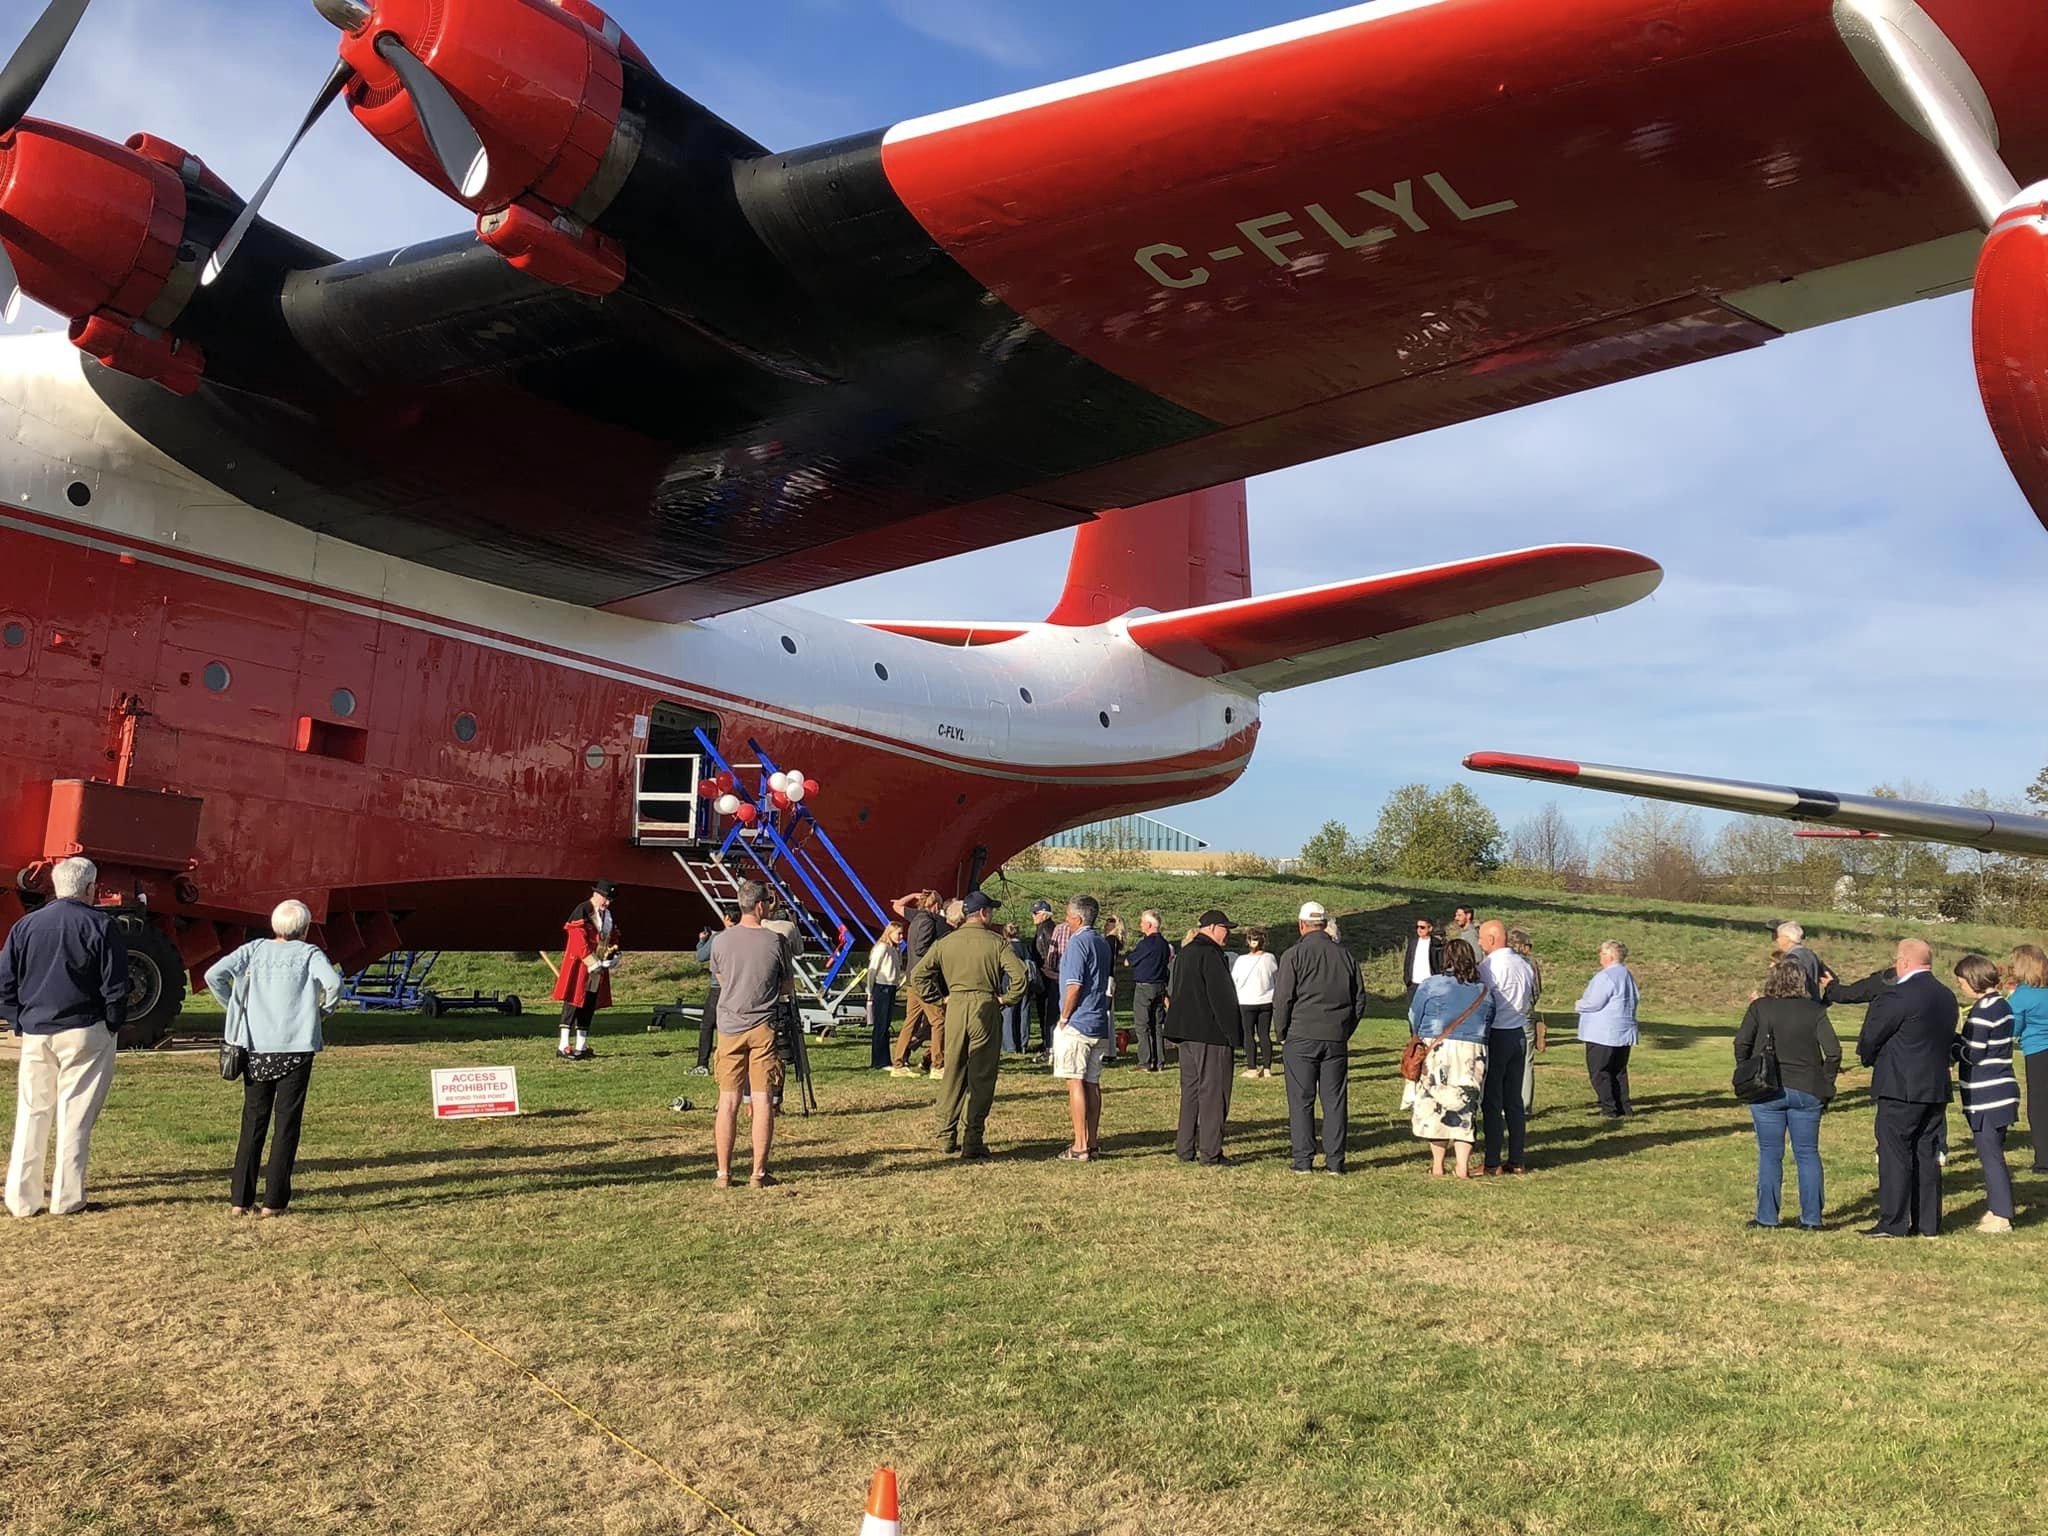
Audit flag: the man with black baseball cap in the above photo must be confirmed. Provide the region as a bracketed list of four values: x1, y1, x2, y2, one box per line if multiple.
[907, 890, 1029, 1159]
[1166, 909, 1243, 1165]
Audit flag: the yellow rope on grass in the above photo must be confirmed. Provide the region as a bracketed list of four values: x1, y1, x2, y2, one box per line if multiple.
[355, 1219, 766, 1536]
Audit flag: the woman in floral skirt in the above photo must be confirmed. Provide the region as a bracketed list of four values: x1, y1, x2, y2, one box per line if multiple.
[1405, 939, 1494, 1178]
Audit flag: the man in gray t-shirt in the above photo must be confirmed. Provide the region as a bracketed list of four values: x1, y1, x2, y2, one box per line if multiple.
[710, 924, 787, 1035]
[707, 882, 792, 1187]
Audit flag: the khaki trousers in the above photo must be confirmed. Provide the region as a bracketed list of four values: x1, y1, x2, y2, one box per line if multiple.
[934, 1002, 1001, 1151]
[893, 991, 947, 1071]
[7, 1023, 117, 1217]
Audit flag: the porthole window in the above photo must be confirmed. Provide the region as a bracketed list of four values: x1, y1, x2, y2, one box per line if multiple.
[453, 712, 479, 743]
[857, 807, 870, 823]
[874, 662, 889, 681]
[202, 662, 231, 693]
[330, 688, 358, 718]
[1, 622, 24, 649]
[66, 481, 91, 507]
[1019, 687, 1033, 705]
[1225, 707, 1235, 726]
[1098, 710, 1111, 729]
[583, 743, 607, 770]
[780, 635, 798, 655]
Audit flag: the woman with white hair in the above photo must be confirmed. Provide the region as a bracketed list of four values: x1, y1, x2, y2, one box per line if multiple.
[1573, 940, 1640, 1119]
[205, 900, 343, 1217]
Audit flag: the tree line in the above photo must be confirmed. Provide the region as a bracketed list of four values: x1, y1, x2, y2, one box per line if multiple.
[1294, 776, 2048, 926]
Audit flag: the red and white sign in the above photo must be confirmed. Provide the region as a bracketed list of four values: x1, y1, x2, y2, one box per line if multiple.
[430, 1066, 521, 1119]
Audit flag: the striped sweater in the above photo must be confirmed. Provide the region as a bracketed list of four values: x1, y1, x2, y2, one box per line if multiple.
[1956, 996, 2021, 1129]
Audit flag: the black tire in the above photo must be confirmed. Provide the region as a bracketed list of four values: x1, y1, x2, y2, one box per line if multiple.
[420, 991, 444, 1019]
[118, 918, 184, 1050]
[499, 995, 522, 1017]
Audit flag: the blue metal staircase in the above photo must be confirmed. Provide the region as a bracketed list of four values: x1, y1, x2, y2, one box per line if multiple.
[668, 730, 893, 1025]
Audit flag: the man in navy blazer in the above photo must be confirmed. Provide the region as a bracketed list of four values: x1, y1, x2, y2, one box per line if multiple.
[1853, 939, 1956, 1238]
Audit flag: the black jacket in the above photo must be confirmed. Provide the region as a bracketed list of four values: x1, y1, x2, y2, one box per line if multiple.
[1735, 998, 1843, 1102]
[1274, 931, 1364, 1043]
[1399, 934, 1446, 990]
[1856, 970, 1957, 1104]
[1165, 934, 1241, 1047]
[1823, 967, 1896, 1006]
[0, 898, 129, 1034]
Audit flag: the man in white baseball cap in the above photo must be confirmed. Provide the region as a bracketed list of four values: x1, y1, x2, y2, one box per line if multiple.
[1298, 901, 1327, 926]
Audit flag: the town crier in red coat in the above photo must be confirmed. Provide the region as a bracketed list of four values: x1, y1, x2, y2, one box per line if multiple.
[552, 878, 620, 1061]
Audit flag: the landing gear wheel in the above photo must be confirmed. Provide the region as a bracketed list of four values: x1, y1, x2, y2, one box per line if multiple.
[420, 991, 444, 1019]
[118, 919, 185, 1050]
[498, 995, 522, 1016]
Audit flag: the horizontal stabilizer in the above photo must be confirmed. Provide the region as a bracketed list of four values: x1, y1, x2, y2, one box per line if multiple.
[1129, 546, 1661, 691]
[1465, 753, 2048, 858]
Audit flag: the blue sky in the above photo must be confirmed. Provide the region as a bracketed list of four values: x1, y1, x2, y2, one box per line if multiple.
[11, 0, 2048, 858]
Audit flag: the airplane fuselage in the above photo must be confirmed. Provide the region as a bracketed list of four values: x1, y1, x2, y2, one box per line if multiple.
[0, 336, 1258, 974]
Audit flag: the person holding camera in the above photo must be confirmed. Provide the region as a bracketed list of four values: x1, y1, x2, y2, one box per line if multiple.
[708, 881, 793, 1189]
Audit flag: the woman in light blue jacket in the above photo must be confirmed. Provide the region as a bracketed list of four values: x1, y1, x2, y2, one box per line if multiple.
[1574, 940, 1641, 1119]
[206, 900, 343, 1217]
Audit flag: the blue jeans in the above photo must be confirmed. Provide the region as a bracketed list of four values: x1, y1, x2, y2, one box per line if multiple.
[1002, 1000, 1031, 1053]
[868, 985, 896, 1070]
[1750, 1088, 1825, 1228]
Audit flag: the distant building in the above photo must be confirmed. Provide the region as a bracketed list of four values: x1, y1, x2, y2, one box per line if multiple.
[1041, 813, 1211, 854]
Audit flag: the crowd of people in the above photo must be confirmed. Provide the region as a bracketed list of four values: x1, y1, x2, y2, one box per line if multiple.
[1727, 922, 2034, 1237]
[0, 864, 2037, 1236]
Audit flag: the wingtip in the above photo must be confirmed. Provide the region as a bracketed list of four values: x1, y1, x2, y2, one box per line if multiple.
[1464, 752, 1583, 779]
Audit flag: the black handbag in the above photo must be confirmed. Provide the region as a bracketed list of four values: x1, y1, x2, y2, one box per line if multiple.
[219, 968, 250, 1082]
[1732, 1014, 1781, 1103]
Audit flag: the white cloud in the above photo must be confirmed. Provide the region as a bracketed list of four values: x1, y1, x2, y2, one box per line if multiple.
[882, 0, 1046, 70]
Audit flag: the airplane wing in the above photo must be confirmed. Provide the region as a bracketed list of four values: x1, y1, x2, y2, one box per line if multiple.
[1129, 547, 1660, 691]
[1465, 753, 2048, 858]
[8, 0, 2043, 616]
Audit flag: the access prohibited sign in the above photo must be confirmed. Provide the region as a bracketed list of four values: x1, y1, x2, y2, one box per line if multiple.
[430, 1066, 522, 1119]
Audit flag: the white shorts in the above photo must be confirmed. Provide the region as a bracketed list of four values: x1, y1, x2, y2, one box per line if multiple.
[1051, 1024, 1109, 1083]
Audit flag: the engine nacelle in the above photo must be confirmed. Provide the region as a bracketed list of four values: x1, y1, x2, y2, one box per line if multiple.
[0, 123, 216, 394]
[332, 0, 644, 293]
[1975, 187, 2048, 534]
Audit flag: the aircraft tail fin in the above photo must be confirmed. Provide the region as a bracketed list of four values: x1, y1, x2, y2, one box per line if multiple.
[1127, 546, 1662, 692]
[1044, 483, 1251, 626]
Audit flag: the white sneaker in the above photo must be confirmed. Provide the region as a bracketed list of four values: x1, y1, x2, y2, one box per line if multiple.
[1977, 1213, 2014, 1234]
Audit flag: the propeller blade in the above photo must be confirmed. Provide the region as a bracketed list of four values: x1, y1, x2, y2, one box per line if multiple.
[373, 34, 488, 200]
[0, 240, 21, 325]
[201, 58, 355, 288]
[0, 0, 91, 137]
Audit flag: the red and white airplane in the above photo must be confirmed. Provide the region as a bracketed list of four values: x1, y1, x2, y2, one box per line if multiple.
[0, 0, 2044, 1039]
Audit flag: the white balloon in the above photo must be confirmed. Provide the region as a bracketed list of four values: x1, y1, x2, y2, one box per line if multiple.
[781, 767, 802, 787]
[768, 771, 789, 792]
[785, 782, 806, 804]
[715, 793, 740, 816]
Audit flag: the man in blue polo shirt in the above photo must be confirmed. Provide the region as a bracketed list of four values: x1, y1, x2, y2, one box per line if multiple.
[1054, 894, 1114, 1161]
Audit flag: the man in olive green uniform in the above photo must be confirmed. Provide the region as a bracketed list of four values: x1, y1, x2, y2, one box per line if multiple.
[907, 890, 1029, 1159]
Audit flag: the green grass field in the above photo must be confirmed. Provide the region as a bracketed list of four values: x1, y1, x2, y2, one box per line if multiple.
[6, 876, 2048, 1535]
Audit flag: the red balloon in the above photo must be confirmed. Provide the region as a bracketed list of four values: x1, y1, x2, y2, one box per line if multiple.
[714, 771, 735, 792]
[770, 789, 792, 810]
[697, 778, 719, 800]
[734, 802, 758, 825]
[803, 778, 820, 795]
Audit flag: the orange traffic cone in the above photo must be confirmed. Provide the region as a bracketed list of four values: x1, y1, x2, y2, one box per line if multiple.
[859, 1467, 901, 1535]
